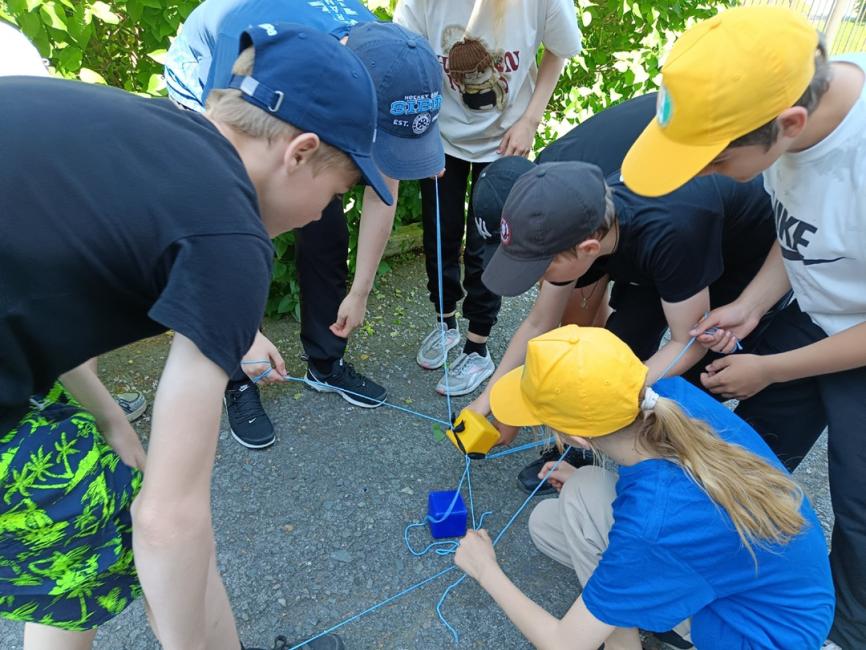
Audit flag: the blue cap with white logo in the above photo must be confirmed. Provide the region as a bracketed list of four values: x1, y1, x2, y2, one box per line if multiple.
[225, 22, 392, 205]
[346, 22, 445, 181]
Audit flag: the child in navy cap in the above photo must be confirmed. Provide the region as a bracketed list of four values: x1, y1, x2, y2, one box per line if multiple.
[0, 22, 373, 650]
[167, 1, 446, 449]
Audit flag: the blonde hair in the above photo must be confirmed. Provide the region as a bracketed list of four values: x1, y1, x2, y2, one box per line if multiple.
[636, 393, 805, 563]
[206, 47, 358, 178]
[448, 0, 508, 81]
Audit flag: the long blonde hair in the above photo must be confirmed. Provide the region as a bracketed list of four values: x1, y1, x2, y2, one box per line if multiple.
[636, 394, 805, 563]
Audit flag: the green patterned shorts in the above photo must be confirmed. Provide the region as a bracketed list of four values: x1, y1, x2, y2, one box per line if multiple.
[0, 383, 142, 630]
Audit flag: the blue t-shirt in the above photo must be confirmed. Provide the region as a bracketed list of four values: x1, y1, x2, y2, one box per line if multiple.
[581, 378, 833, 649]
[166, 0, 376, 110]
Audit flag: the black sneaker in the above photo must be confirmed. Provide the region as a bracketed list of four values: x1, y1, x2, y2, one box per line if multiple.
[645, 629, 693, 649]
[517, 446, 594, 495]
[224, 380, 276, 449]
[244, 634, 345, 650]
[305, 359, 387, 408]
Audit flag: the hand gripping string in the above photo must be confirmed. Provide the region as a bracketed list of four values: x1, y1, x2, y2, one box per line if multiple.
[435, 446, 575, 643]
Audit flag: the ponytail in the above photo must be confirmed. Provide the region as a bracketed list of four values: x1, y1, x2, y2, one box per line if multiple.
[639, 395, 805, 564]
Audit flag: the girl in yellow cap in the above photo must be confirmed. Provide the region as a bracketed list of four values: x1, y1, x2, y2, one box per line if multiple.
[454, 325, 833, 650]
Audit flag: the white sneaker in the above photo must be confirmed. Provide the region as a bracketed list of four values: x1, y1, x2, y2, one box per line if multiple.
[436, 352, 495, 396]
[416, 323, 460, 370]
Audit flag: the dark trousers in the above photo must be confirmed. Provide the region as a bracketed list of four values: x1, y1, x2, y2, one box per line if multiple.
[419, 154, 501, 338]
[734, 302, 866, 647]
[295, 198, 349, 367]
[229, 198, 348, 386]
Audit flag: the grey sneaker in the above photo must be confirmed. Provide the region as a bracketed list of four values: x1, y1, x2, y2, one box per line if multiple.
[116, 391, 146, 422]
[436, 352, 495, 396]
[416, 323, 460, 370]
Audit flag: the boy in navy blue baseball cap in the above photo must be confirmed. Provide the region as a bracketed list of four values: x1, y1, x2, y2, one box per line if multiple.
[168, 2, 448, 448]
[345, 21, 444, 180]
[212, 22, 392, 206]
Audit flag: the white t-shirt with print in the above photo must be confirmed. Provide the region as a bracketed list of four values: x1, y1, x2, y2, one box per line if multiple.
[394, 0, 581, 162]
[762, 54, 866, 336]
[0, 22, 48, 77]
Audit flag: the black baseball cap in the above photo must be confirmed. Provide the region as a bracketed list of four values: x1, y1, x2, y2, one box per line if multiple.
[472, 156, 536, 242]
[482, 161, 608, 297]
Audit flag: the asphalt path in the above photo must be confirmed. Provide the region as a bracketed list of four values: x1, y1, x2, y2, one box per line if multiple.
[0, 255, 832, 649]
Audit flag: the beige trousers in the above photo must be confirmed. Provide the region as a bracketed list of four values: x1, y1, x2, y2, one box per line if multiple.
[528, 465, 691, 640]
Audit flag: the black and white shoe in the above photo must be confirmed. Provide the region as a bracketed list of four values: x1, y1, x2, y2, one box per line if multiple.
[224, 380, 276, 449]
[305, 359, 387, 408]
[517, 445, 594, 495]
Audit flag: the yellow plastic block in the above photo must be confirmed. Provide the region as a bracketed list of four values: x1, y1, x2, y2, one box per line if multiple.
[446, 408, 500, 459]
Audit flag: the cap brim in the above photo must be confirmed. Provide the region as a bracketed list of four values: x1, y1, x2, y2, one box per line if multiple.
[373, 125, 446, 181]
[352, 152, 394, 205]
[482, 246, 553, 298]
[621, 120, 729, 198]
[490, 366, 541, 428]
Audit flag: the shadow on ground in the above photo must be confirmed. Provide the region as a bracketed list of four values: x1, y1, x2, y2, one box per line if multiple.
[0, 254, 832, 650]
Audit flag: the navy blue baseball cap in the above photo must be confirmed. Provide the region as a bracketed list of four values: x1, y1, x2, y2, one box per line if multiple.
[346, 22, 445, 181]
[226, 22, 392, 205]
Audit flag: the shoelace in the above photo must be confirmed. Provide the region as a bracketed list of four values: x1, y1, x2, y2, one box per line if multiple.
[448, 353, 474, 377]
[228, 384, 265, 421]
[329, 360, 366, 387]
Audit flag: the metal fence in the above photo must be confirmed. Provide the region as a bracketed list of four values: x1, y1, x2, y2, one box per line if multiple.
[740, 0, 866, 52]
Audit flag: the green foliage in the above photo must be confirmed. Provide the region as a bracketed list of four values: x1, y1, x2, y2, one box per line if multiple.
[2, 0, 733, 318]
[1, 0, 199, 93]
[537, 0, 736, 148]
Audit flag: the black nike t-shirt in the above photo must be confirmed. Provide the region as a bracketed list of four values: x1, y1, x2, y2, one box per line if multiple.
[576, 173, 775, 307]
[0, 77, 273, 432]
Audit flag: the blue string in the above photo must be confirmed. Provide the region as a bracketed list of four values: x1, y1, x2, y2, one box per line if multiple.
[654, 325, 741, 384]
[286, 565, 457, 650]
[483, 436, 556, 460]
[435, 446, 575, 642]
[433, 176, 455, 426]
[239, 361, 451, 427]
[262, 174, 565, 646]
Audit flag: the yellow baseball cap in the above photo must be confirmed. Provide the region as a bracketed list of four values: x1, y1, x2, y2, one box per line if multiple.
[622, 6, 818, 197]
[490, 326, 648, 438]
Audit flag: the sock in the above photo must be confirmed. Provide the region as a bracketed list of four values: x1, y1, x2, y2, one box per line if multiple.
[463, 339, 487, 357]
[310, 358, 335, 376]
[438, 314, 457, 330]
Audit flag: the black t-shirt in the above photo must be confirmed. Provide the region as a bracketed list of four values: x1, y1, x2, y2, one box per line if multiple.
[537, 93, 657, 176]
[1, 77, 273, 431]
[577, 173, 775, 307]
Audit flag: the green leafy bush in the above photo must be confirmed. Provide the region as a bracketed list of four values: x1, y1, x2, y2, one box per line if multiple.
[2, 0, 732, 318]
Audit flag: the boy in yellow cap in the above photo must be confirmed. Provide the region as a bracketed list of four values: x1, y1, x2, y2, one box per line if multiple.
[621, 6, 866, 646]
[454, 325, 833, 650]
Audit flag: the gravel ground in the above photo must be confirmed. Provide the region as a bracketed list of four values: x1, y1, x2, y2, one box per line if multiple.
[0, 254, 832, 650]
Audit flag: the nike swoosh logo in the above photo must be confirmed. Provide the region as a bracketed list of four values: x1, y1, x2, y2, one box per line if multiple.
[248, 418, 256, 424]
[780, 247, 846, 266]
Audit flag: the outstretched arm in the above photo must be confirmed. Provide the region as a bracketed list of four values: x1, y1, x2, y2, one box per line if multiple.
[331, 178, 401, 338]
[644, 289, 711, 384]
[456, 530, 636, 650]
[131, 333, 239, 650]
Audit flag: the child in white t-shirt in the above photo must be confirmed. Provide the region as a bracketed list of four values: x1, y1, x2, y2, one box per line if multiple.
[622, 7, 866, 648]
[394, 0, 581, 397]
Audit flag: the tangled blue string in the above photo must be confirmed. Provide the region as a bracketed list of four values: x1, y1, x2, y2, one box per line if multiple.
[436, 446, 574, 643]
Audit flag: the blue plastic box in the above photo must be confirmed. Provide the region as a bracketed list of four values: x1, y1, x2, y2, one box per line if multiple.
[427, 490, 468, 539]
